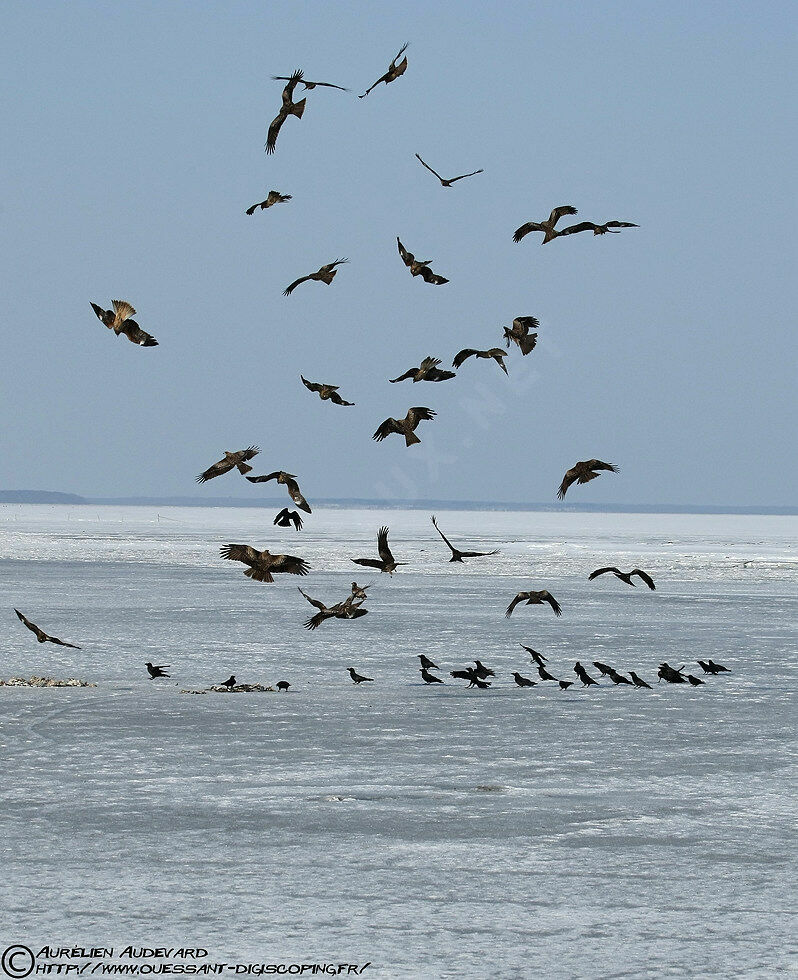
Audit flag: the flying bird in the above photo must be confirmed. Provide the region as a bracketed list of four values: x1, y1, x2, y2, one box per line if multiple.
[431, 515, 498, 563]
[555, 219, 639, 239]
[588, 567, 656, 590]
[558, 460, 619, 500]
[359, 43, 408, 98]
[420, 667, 444, 684]
[220, 544, 310, 583]
[520, 645, 548, 668]
[503, 316, 539, 356]
[574, 662, 599, 686]
[414, 153, 483, 187]
[351, 526, 405, 574]
[452, 347, 508, 375]
[273, 508, 303, 531]
[284, 258, 348, 296]
[272, 74, 348, 91]
[14, 609, 81, 648]
[372, 407, 436, 447]
[348, 668, 373, 685]
[505, 590, 562, 618]
[90, 300, 158, 347]
[351, 582, 370, 601]
[145, 662, 170, 678]
[512, 672, 536, 688]
[630, 671, 652, 689]
[266, 69, 306, 154]
[196, 446, 260, 484]
[298, 588, 368, 631]
[245, 191, 292, 214]
[389, 356, 456, 384]
[247, 471, 312, 513]
[512, 205, 578, 244]
[301, 375, 354, 406]
[396, 238, 449, 284]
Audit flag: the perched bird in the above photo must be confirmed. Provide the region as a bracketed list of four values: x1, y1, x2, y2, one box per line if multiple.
[474, 660, 496, 679]
[90, 300, 158, 347]
[414, 153, 483, 187]
[245, 191, 292, 214]
[558, 460, 619, 500]
[505, 590, 562, 618]
[283, 258, 348, 296]
[14, 609, 81, 649]
[273, 508, 303, 531]
[272, 74, 348, 91]
[266, 69, 306, 154]
[513, 672, 536, 688]
[472, 678, 492, 689]
[687, 674, 705, 686]
[351, 582, 370, 600]
[503, 316, 539, 356]
[606, 668, 632, 685]
[220, 544, 310, 583]
[420, 667, 444, 684]
[512, 205, 578, 244]
[630, 671, 652, 689]
[418, 654, 439, 670]
[555, 219, 639, 239]
[574, 662, 599, 686]
[589, 567, 656, 590]
[452, 347, 508, 375]
[535, 663, 559, 682]
[431, 515, 498, 563]
[593, 661, 615, 677]
[298, 589, 367, 630]
[559, 680, 574, 691]
[247, 471, 312, 513]
[389, 356, 456, 384]
[658, 662, 688, 684]
[702, 659, 731, 674]
[359, 43, 408, 98]
[520, 645, 548, 668]
[301, 375, 354, 405]
[372, 407, 436, 447]
[276, 680, 291, 692]
[351, 526, 406, 574]
[145, 662, 170, 678]
[221, 675, 237, 690]
[348, 667, 373, 685]
[196, 446, 260, 484]
[396, 238, 449, 284]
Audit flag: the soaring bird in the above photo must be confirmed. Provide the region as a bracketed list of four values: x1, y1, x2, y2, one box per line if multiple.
[273, 508, 303, 530]
[145, 662, 170, 678]
[512, 205, 578, 244]
[272, 74, 348, 91]
[90, 300, 158, 347]
[420, 667, 444, 684]
[505, 590, 562, 618]
[452, 347, 508, 375]
[658, 662, 688, 684]
[558, 460, 619, 500]
[417, 654, 439, 670]
[630, 671, 652, 689]
[389, 356, 456, 384]
[298, 589, 367, 631]
[14, 609, 81, 648]
[574, 662, 599, 686]
[512, 672, 536, 688]
[196, 446, 260, 484]
[359, 43, 408, 98]
[245, 191, 292, 214]
[396, 238, 449, 285]
[503, 316, 539, 356]
[431, 515, 498, 563]
[474, 660, 496, 679]
[284, 258, 348, 296]
[246, 471, 312, 513]
[301, 375, 354, 406]
[414, 154, 483, 187]
[348, 668, 373, 685]
[520, 645, 548, 668]
[588, 567, 656, 590]
[265, 69, 306, 154]
[351, 526, 405, 574]
[372, 407, 436, 447]
[220, 544, 310, 583]
[555, 219, 639, 239]
[220, 675, 237, 690]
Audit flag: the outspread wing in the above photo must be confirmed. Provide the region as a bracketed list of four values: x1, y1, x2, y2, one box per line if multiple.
[452, 349, 478, 369]
[548, 205, 578, 226]
[220, 544, 262, 564]
[415, 153, 445, 183]
[265, 107, 288, 155]
[557, 467, 578, 499]
[557, 221, 599, 237]
[631, 569, 656, 590]
[459, 549, 499, 558]
[505, 593, 528, 618]
[376, 526, 394, 565]
[284, 478, 312, 514]
[372, 417, 402, 442]
[270, 554, 310, 576]
[588, 567, 621, 580]
[396, 237, 413, 268]
[541, 591, 562, 616]
[431, 515, 456, 556]
[417, 265, 448, 285]
[448, 168, 483, 183]
[298, 587, 327, 611]
[605, 221, 639, 229]
[197, 456, 235, 483]
[513, 222, 544, 243]
[405, 407, 435, 429]
[389, 368, 416, 384]
[284, 274, 312, 296]
[351, 558, 385, 569]
[328, 391, 354, 406]
[246, 472, 281, 484]
[301, 375, 323, 394]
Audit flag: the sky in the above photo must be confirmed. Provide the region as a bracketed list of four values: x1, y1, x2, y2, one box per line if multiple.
[0, 0, 795, 507]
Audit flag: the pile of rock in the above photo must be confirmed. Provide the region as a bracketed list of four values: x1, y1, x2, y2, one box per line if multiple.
[0, 676, 97, 688]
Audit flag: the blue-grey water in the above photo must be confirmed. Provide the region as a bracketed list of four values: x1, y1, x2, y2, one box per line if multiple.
[0, 505, 796, 978]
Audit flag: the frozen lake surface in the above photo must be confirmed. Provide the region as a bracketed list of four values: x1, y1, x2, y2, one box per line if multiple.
[1, 505, 796, 978]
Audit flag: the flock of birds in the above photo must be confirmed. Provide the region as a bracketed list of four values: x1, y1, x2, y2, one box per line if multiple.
[9, 45, 723, 697]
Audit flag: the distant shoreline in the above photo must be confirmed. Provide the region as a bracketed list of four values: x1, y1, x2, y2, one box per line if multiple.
[0, 490, 795, 516]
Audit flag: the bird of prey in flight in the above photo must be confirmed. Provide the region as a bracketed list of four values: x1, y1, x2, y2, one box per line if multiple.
[351, 526, 406, 574]
[505, 590, 562, 618]
[430, 515, 498, 563]
[372, 407, 436, 446]
[247, 471, 312, 513]
[414, 153, 483, 187]
[557, 459, 619, 499]
[301, 375, 354, 405]
[245, 191, 291, 214]
[266, 69, 306, 154]
[588, 567, 656, 590]
[359, 43, 408, 98]
[196, 447, 260, 484]
[15, 609, 81, 649]
[90, 300, 158, 347]
[396, 238, 449, 284]
[284, 259, 348, 296]
[220, 544, 310, 583]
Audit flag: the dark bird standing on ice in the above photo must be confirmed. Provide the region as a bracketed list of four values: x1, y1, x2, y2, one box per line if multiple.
[503, 316, 539, 356]
[452, 347, 509, 375]
[418, 654, 439, 670]
[284, 258, 348, 296]
[196, 446, 259, 484]
[474, 660, 496, 679]
[687, 674, 705, 686]
[301, 375, 354, 405]
[396, 238, 449, 285]
[351, 526, 406, 574]
[574, 662, 599, 686]
[558, 460, 619, 500]
[698, 659, 730, 674]
[145, 662, 170, 678]
[505, 590, 562, 618]
[559, 680, 574, 691]
[630, 671, 652, 689]
[534, 663, 559, 682]
[220, 544, 309, 583]
[513, 672, 536, 688]
[593, 661, 615, 677]
[220, 675, 237, 690]
[273, 508, 303, 531]
[658, 663, 688, 684]
[389, 356, 456, 384]
[90, 300, 158, 347]
[276, 681, 291, 692]
[589, 567, 656, 590]
[373, 407, 436, 446]
[606, 668, 632, 685]
[15, 609, 81, 649]
[348, 668, 373, 685]
[359, 43, 408, 98]
[266, 70, 306, 154]
[431, 515, 498, 562]
[245, 191, 291, 214]
[247, 471, 312, 513]
[420, 667, 444, 684]
[414, 153, 483, 187]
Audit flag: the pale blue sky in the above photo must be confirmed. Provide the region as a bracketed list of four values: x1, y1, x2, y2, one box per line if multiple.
[1, 0, 795, 505]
